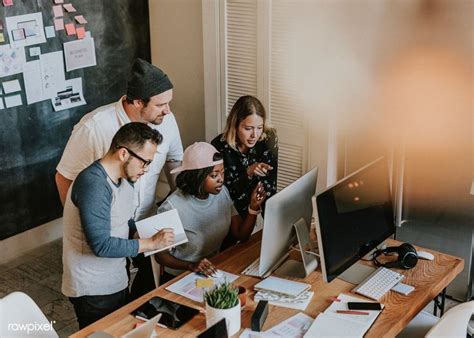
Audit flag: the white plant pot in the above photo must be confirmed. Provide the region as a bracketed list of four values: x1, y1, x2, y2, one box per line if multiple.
[205, 299, 241, 336]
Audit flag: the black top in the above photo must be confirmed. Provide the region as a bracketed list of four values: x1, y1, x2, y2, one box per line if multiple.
[211, 129, 278, 217]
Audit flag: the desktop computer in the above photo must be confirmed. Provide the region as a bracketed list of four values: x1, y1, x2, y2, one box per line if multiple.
[242, 167, 318, 278]
[315, 157, 397, 290]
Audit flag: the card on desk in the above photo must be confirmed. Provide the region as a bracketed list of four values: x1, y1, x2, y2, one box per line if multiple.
[254, 276, 311, 297]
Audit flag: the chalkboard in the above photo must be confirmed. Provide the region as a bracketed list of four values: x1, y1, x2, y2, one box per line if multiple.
[0, 0, 150, 239]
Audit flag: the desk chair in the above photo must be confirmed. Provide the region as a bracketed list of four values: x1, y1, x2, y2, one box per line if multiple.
[0, 291, 59, 337]
[398, 301, 474, 338]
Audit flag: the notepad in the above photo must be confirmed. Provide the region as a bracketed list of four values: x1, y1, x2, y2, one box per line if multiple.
[303, 293, 384, 338]
[135, 208, 188, 257]
[254, 276, 311, 297]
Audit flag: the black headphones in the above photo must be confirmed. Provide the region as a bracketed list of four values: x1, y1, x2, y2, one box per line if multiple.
[373, 243, 418, 269]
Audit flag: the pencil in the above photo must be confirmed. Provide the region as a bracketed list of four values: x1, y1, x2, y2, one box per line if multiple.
[336, 310, 370, 315]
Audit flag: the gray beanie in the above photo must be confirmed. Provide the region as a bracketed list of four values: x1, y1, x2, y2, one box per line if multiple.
[126, 58, 173, 100]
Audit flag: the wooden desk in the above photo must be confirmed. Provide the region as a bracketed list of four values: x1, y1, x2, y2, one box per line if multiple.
[71, 232, 464, 338]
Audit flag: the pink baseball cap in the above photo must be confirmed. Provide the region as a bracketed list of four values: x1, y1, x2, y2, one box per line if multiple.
[170, 142, 223, 174]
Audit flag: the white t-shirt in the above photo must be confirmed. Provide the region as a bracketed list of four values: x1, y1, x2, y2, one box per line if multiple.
[57, 96, 183, 220]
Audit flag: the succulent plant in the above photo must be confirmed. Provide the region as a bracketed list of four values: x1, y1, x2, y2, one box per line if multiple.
[204, 282, 239, 309]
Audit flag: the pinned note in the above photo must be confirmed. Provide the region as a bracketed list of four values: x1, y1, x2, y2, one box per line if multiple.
[5, 94, 22, 108]
[45, 26, 55, 38]
[54, 0, 64, 3]
[54, 18, 64, 31]
[53, 5, 63, 17]
[195, 279, 214, 288]
[0, 33, 4, 43]
[74, 15, 87, 25]
[29, 46, 41, 57]
[76, 26, 85, 39]
[63, 3, 76, 12]
[3, 0, 13, 7]
[65, 23, 76, 36]
[3, 79, 21, 93]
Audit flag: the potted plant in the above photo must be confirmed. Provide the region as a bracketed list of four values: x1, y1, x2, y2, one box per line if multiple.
[204, 282, 241, 335]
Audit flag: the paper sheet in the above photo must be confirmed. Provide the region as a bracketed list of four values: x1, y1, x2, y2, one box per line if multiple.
[240, 313, 313, 338]
[135, 208, 189, 257]
[40, 51, 65, 98]
[51, 77, 86, 111]
[23, 60, 44, 104]
[5, 94, 22, 108]
[166, 271, 239, 303]
[0, 45, 26, 77]
[63, 38, 96, 71]
[5, 13, 46, 47]
[3, 79, 21, 94]
[45, 26, 55, 38]
[29, 47, 41, 57]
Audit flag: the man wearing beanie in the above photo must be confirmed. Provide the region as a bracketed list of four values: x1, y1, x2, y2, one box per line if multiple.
[56, 58, 183, 299]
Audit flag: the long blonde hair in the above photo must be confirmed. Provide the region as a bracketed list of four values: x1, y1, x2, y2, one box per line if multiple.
[222, 95, 270, 150]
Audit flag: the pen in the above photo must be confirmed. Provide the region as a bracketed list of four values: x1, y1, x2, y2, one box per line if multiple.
[336, 310, 369, 315]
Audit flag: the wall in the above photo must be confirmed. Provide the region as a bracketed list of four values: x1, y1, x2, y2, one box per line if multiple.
[2, 0, 206, 263]
[149, 0, 205, 148]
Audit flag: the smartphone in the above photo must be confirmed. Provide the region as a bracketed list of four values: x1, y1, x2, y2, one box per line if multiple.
[132, 296, 199, 329]
[347, 302, 382, 311]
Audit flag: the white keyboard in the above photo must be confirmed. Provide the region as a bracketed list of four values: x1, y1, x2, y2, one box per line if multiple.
[353, 267, 404, 300]
[242, 257, 261, 277]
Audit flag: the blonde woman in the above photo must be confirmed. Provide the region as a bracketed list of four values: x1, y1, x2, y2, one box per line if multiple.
[211, 95, 278, 224]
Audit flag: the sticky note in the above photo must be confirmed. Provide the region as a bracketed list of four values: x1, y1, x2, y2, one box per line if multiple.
[3, 0, 13, 7]
[65, 23, 76, 36]
[76, 26, 85, 39]
[196, 279, 214, 288]
[54, 18, 64, 31]
[63, 3, 76, 12]
[54, 0, 64, 3]
[45, 26, 55, 38]
[29, 47, 41, 57]
[74, 15, 87, 25]
[3, 79, 21, 93]
[0, 33, 4, 43]
[53, 5, 63, 18]
[5, 94, 22, 108]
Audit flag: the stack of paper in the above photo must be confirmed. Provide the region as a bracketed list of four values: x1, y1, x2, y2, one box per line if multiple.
[254, 290, 314, 311]
[254, 276, 311, 297]
[304, 293, 384, 337]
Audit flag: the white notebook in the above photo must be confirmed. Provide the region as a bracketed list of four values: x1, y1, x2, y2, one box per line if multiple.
[304, 293, 384, 338]
[135, 208, 188, 256]
[254, 276, 311, 297]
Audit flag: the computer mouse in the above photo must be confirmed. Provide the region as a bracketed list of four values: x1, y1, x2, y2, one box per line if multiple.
[417, 251, 434, 261]
[211, 270, 223, 278]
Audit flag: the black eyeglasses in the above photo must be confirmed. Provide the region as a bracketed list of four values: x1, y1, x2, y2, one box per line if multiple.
[117, 146, 153, 168]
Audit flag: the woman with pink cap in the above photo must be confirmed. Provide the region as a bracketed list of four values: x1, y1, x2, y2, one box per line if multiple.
[154, 142, 266, 284]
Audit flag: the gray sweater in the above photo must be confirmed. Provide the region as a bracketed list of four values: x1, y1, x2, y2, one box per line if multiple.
[62, 161, 139, 297]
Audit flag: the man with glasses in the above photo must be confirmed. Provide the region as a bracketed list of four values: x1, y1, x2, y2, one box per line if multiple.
[56, 58, 183, 298]
[62, 123, 175, 329]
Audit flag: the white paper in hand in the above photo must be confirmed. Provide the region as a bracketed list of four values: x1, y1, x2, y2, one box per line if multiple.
[135, 208, 188, 256]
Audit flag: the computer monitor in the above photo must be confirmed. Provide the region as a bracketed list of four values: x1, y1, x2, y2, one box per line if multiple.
[315, 157, 395, 283]
[258, 167, 318, 277]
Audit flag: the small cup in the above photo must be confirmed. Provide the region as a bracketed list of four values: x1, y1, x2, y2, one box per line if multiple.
[237, 286, 247, 307]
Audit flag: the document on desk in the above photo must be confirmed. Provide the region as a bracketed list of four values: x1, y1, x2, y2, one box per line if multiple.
[240, 312, 313, 338]
[166, 271, 239, 303]
[135, 208, 188, 257]
[303, 293, 384, 337]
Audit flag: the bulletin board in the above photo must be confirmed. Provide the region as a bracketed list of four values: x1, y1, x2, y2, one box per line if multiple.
[0, 0, 150, 239]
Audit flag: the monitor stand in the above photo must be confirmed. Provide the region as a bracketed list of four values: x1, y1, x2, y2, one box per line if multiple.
[274, 218, 318, 279]
[338, 262, 376, 285]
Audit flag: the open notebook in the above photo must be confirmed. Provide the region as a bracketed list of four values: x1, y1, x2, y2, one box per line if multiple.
[304, 293, 384, 337]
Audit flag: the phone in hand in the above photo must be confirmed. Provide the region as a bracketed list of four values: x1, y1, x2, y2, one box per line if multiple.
[132, 296, 199, 329]
[347, 302, 382, 311]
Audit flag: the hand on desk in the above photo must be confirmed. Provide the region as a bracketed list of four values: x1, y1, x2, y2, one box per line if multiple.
[189, 258, 217, 277]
